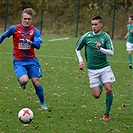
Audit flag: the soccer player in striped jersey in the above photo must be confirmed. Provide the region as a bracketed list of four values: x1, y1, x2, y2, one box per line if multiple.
[125, 15, 133, 69]
[0, 8, 48, 110]
[75, 16, 115, 120]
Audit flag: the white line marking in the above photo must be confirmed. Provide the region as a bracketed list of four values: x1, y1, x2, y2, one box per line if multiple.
[0, 52, 127, 63]
[0, 52, 75, 60]
[48, 37, 69, 42]
[39, 55, 75, 59]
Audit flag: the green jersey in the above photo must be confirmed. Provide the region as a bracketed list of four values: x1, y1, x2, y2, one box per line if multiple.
[75, 31, 114, 69]
[127, 24, 133, 43]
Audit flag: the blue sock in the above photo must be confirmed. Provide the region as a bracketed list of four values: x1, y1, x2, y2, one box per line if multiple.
[35, 85, 45, 104]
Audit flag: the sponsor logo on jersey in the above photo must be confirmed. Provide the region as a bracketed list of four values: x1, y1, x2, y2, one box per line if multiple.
[18, 43, 31, 49]
[30, 30, 33, 36]
[101, 38, 105, 44]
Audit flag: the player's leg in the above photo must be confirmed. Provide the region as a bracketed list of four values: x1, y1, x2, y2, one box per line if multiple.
[101, 66, 115, 120]
[91, 86, 101, 99]
[19, 75, 28, 89]
[126, 42, 133, 69]
[99, 82, 104, 94]
[31, 77, 48, 110]
[14, 62, 28, 89]
[128, 50, 133, 69]
[28, 60, 48, 110]
[88, 69, 103, 98]
[102, 82, 113, 120]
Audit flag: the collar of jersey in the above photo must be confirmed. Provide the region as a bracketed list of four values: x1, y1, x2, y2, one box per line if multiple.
[93, 31, 101, 35]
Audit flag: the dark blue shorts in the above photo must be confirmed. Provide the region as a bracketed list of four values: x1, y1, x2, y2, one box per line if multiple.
[13, 57, 42, 79]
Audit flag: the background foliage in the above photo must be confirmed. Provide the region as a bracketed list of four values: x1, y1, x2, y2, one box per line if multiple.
[0, 0, 133, 38]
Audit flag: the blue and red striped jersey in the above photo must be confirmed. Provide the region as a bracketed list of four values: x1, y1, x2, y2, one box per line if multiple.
[0, 24, 42, 60]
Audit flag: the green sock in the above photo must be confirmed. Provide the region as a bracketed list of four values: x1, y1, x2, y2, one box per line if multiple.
[128, 55, 132, 64]
[104, 94, 113, 115]
[99, 82, 103, 94]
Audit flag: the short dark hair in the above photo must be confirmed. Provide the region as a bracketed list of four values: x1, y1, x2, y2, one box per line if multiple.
[92, 16, 102, 23]
[129, 15, 133, 20]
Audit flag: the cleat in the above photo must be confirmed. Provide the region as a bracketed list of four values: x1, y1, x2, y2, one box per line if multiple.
[21, 85, 26, 90]
[129, 64, 133, 69]
[102, 114, 110, 121]
[41, 103, 48, 110]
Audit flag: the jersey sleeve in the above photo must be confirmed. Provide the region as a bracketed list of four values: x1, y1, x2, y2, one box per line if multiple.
[99, 47, 114, 56]
[105, 33, 114, 50]
[31, 28, 42, 49]
[75, 33, 87, 63]
[0, 26, 15, 44]
[75, 33, 87, 50]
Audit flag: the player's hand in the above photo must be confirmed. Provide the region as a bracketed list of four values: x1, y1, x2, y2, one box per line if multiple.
[22, 34, 32, 44]
[95, 41, 101, 50]
[79, 61, 85, 70]
[131, 30, 133, 33]
[25, 39, 32, 44]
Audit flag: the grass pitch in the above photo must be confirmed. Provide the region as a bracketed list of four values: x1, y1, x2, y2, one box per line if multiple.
[0, 35, 133, 133]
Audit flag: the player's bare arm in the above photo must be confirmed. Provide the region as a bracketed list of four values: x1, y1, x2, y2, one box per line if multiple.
[125, 33, 128, 40]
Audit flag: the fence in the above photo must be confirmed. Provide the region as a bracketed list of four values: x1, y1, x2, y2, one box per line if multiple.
[0, 0, 133, 39]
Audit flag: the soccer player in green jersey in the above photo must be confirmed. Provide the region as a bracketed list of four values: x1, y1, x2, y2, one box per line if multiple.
[125, 15, 133, 69]
[75, 16, 115, 120]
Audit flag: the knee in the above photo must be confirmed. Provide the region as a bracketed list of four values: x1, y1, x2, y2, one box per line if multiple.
[32, 78, 40, 87]
[128, 51, 132, 55]
[33, 82, 40, 87]
[106, 89, 112, 94]
[19, 76, 28, 85]
[104, 83, 112, 94]
[93, 94, 100, 99]
[92, 87, 101, 99]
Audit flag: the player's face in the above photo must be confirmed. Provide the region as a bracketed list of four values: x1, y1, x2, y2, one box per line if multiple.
[128, 18, 133, 24]
[21, 13, 32, 27]
[91, 20, 103, 33]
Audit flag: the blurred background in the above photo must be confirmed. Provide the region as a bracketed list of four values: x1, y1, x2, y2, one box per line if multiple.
[0, 0, 133, 39]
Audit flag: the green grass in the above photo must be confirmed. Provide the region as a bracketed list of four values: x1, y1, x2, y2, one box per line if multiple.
[0, 36, 133, 133]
